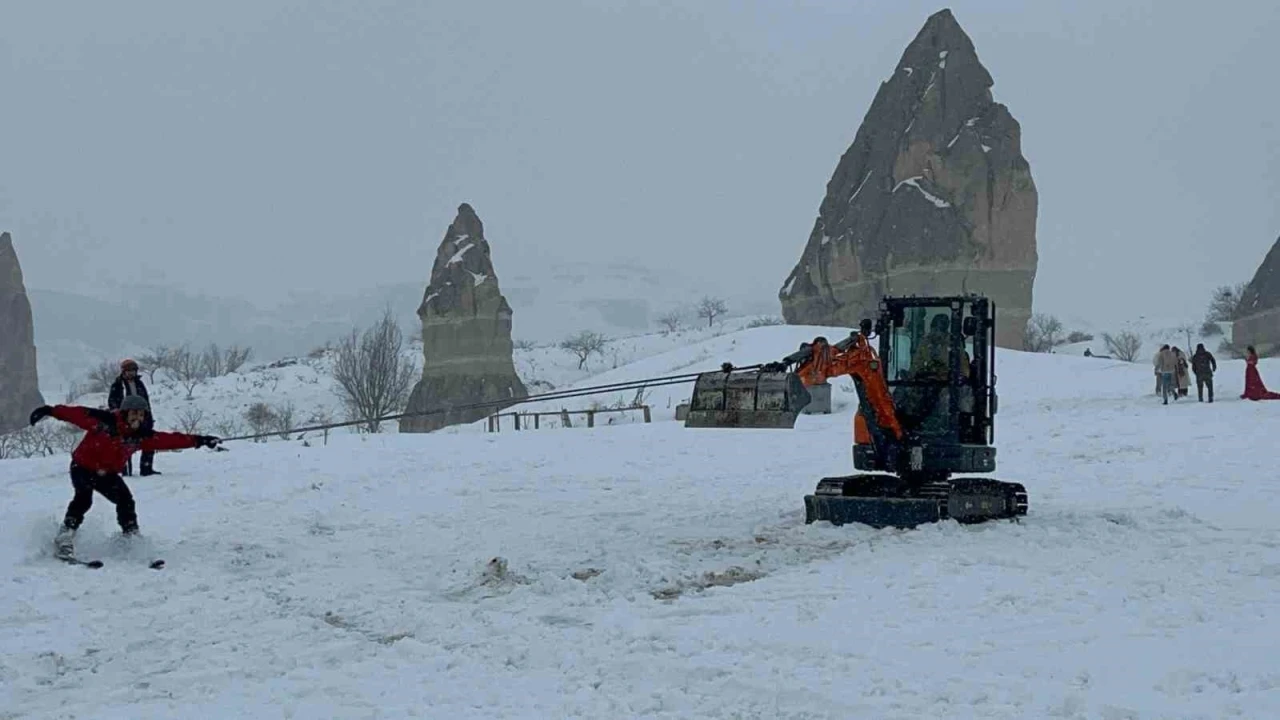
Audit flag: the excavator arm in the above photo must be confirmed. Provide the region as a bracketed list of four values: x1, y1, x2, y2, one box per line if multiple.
[769, 329, 907, 468]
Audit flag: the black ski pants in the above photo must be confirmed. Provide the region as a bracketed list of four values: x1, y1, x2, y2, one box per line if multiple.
[64, 464, 138, 532]
[1196, 374, 1214, 402]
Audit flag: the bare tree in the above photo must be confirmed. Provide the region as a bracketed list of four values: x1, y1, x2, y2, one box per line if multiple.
[1102, 331, 1143, 362]
[656, 309, 684, 334]
[244, 402, 278, 441]
[138, 346, 174, 383]
[512, 339, 537, 351]
[1205, 282, 1249, 323]
[211, 417, 244, 438]
[201, 343, 225, 378]
[696, 296, 728, 328]
[1023, 313, 1064, 353]
[330, 309, 418, 433]
[85, 360, 119, 394]
[175, 406, 205, 434]
[169, 345, 208, 399]
[560, 330, 609, 370]
[224, 345, 253, 374]
[272, 401, 297, 440]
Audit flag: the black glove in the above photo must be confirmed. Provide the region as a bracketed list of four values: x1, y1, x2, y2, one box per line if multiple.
[29, 406, 53, 426]
[194, 435, 221, 449]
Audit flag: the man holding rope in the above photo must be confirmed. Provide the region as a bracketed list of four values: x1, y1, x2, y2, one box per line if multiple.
[29, 397, 221, 562]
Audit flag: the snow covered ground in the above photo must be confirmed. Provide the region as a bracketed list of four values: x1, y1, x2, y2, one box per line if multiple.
[3, 328, 1280, 718]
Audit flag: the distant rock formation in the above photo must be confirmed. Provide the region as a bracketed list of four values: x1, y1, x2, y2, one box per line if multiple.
[1234, 235, 1280, 355]
[779, 8, 1038, 348]
[400, 204, 527, 432]
[0, 232, 45, 433]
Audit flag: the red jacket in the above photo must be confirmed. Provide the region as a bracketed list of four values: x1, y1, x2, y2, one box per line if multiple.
[50, 405, 200, 474]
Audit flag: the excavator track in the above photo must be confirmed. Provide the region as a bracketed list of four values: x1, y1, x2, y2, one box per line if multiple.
[805, 474, 1026, 529]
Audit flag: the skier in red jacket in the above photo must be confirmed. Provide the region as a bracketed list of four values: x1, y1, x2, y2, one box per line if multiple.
[28, 395, 220, 559]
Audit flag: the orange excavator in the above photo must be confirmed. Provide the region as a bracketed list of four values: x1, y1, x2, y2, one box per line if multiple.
[685, 294, 1027, 528]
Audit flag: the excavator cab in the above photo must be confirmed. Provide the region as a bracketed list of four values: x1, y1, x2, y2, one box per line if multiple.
[859, 296, 996, 475]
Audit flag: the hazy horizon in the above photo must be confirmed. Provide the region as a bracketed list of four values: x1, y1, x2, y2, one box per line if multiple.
[4, 1, 1279, 330]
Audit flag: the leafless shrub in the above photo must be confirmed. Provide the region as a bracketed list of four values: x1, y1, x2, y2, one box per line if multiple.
[513, 339, 537, 351]
[656, 309, 684, 334]
[201, 343, 225, 378]
[1102, 331, 1143, 362]
[1023, 313, 1064, 353]
[273, 401, 297, 440]
[330, 308, 418, 433]
[696, 296, 728, 328]
[210, 417, 244, 438]
[138, 346, 175, 382]
[560, 330, 609, 370]
[175, 406, 205, 434]
[169, 345, 208, 399]
[745, 315, 784, 329]
[224, 345, 253, 374]
[85, 360, 119, 394]
[244, 402, 278, 441]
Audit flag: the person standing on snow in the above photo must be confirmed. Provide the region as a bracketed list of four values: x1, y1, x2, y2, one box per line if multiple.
[28, 396, 220, 560]
[107, 358, 158, 476]
[1241, 345, 1280, 401]
[1191, 343, 1217, 402]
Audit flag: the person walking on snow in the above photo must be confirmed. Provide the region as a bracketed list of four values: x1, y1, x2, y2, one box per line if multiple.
[108, 358, 157, 476]
[28, 396, 220, 560]
[1241, 346, 1280, 401]
[1191, 343, 1217, 402]
[1155, 344, 1179, 405]
[1172, 346, 1191, 398]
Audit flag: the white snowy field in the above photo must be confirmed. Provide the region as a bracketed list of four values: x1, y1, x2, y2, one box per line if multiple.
[3, 337, 1280, 718]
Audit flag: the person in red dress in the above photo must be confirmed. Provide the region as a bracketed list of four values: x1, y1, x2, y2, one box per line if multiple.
[1241, 345, 1280, 401]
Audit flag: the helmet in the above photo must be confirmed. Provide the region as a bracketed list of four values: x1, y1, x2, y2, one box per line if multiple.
[120, 358, 139, 371]
[119, 395, 149, 413]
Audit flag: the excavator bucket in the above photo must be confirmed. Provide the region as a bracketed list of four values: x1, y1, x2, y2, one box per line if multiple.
[684, 367, 811, 429]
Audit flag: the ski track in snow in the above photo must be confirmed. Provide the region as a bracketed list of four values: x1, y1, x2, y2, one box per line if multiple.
[3, 341, 1280, 718]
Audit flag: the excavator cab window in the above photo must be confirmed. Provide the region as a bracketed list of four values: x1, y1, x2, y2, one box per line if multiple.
[886, 306, 954, 384]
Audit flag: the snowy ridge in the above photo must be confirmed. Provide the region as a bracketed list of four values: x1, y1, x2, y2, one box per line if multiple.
[3, 327, 1280, 717]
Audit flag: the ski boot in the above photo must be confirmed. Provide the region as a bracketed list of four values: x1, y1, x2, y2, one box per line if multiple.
[54, 524, 76, 561]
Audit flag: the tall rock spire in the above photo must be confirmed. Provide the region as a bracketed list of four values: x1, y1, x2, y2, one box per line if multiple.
[779, 8, 1038, 348]
[1233, 235, 1280, 355]
[0, 232, 45, 432]
[400, 204, 527, 432]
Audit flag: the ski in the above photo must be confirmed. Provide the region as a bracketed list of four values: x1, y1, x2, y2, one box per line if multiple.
[59, 556, 104, 569]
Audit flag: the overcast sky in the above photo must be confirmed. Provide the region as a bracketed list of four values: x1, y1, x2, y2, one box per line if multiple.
[3, 0, 1278, 328]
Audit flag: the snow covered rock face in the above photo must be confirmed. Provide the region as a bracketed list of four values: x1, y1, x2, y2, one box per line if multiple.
[779, 9, 1038, 348]
[0, 232, 44, 433]
[400, 204, 527, 432]
[1234, 235, 1280, 355]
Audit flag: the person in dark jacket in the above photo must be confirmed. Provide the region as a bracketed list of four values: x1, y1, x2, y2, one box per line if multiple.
[1190, 343, 1217, 403]
[28, 396, 220, 559]
[108, 358, 158, 476]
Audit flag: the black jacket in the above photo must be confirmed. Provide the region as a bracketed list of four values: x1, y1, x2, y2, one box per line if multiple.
[107, 375, 150, 410]
[1191, 349, 1217, 376]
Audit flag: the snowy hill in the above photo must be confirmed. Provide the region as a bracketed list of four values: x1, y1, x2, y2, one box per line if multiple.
[4, 326, 1280, 716]
[30, 261, 780, 401]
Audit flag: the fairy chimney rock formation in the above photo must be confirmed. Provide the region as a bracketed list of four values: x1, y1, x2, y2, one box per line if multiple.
[1233, 235, 1280, 355]
[779, 8, 1038, 348]
[400, 204, 527, 432]
[0, 232, 45, 433]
